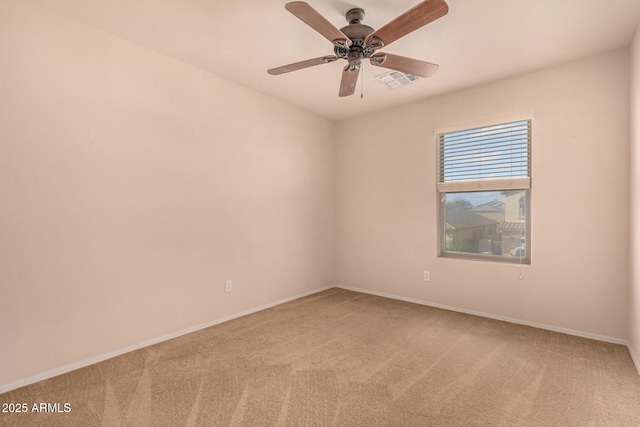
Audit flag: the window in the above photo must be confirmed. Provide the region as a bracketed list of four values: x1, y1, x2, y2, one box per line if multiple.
[436, 116, 532, 264]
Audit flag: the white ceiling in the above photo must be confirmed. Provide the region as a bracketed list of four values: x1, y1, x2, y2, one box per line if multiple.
[23, 0, 640, 121]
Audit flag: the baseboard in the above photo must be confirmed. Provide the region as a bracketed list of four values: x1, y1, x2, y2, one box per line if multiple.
[4, 284, 636, 394]
[336, 285, 640, 376]
[0, 285, 333, 395]
[336, 285, 629, 346]
[629, 343, 640, 376]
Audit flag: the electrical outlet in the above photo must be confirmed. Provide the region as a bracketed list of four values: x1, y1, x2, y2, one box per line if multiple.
[423, 271, 430, 282]
[225, 280, 232, 292]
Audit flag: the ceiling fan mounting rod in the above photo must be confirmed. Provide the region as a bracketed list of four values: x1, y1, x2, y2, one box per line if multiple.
[345, 8, 365, 25]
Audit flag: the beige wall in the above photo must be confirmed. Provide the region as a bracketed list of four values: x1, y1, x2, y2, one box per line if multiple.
[0, 1, 336, 389]
[630, 25, 640, 369]
[2, 0, 637, 392]
[336, 49, 630, 340]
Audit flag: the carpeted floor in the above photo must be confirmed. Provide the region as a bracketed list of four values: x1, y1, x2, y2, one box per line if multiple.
[2, 288, 640, 426]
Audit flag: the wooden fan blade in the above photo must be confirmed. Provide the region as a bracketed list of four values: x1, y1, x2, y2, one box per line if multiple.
[365, 0, 448, 48]
[339, 64, 360, 97]
[268, 56, 338, 75]
[370, 53, 438, 78]
[285, 2, 352, 47]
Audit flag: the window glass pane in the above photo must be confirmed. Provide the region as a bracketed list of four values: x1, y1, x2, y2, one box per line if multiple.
[443, 190, 527, 259]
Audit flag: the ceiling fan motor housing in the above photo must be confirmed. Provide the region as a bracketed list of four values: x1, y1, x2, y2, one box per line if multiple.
[335, 8, 377, 66]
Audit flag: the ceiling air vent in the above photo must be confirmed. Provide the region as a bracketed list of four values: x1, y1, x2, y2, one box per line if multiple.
[375, 71, 420, 89]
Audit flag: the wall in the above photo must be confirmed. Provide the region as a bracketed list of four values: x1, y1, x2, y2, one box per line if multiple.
[336, 49, 630, 341]
[0, 0, 336, 390]
[630, 25, 640, 372]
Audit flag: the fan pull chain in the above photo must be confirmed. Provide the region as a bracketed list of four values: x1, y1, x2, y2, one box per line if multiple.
[360, 65, 364, 99]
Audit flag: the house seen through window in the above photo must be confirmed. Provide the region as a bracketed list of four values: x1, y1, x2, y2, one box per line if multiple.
[436, 117, 532, 264]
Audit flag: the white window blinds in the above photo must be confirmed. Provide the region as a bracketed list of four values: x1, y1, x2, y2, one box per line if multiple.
[437, 119, 531, 192]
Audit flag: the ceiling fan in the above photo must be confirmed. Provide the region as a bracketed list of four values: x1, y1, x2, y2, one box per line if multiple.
[267, 0, 449, 97]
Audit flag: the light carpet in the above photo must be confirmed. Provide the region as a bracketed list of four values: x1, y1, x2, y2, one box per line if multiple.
[1, 288, 639, 426]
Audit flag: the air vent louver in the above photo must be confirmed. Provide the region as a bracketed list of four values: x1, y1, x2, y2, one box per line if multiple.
[375, 71, 420, 89]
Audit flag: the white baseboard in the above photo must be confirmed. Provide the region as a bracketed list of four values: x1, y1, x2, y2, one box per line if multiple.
[336, 285, 630, 346]
[629, 343, 640, 376]
[0, 286, 333, 395]
[4, 284, 637, 394]
[335, 285, 640, 376]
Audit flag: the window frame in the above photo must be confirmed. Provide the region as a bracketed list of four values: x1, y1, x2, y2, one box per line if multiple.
[435, 113, 533, 265]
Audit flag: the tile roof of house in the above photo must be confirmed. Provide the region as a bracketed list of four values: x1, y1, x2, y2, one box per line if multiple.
[471, 203, 504, 213]
[446, 209, 499, 229]
[499, 221, 526, 231]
